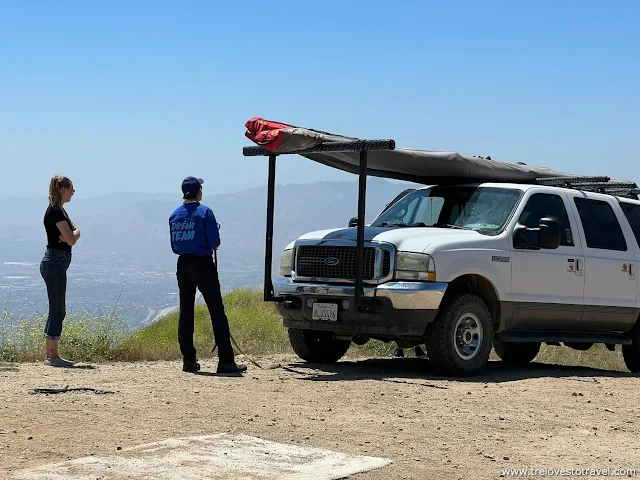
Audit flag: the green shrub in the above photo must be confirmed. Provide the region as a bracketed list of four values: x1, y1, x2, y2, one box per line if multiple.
[0, 311, 129, 362]
[115, 288, 289, 361]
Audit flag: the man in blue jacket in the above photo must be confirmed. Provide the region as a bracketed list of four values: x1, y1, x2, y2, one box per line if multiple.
[169, 176, 247, 374]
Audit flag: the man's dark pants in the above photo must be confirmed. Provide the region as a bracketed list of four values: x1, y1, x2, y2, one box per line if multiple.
[176, 254, 234, 364]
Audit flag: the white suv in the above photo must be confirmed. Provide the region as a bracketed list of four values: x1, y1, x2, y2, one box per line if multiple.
[275, 182, 640, 376]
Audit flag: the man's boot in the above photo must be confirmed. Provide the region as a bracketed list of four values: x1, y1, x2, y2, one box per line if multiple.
[182, 359, 201, 373]
[217, 361, 248, 374]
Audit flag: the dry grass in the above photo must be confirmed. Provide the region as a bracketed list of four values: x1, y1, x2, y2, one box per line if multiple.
[0, 312, 129, 363]
[525, 342, 628, 371]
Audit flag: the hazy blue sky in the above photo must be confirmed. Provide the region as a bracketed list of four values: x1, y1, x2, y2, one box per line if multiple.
[1, 0, 638, 199]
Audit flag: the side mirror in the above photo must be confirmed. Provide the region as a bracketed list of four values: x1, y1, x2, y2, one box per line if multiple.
[538, 217, 561, 249]
[348, 217, 358, 228]
[513, 217, 561, 250]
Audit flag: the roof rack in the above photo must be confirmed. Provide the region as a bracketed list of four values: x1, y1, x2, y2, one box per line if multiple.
[534, 176, 611, 186]
[533, 176, 639, 200]
[606, 189, 640, 197]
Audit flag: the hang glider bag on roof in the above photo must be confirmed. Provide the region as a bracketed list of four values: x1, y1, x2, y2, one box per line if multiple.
[244, 116, 575, 185]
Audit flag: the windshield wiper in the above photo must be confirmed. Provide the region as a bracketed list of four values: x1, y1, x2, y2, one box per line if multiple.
[379, 221, 408, 227]
[433, 223, 469, 230]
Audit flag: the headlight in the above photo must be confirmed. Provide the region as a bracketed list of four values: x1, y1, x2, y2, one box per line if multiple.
[395, 252, 436, 281]
[279, 249, 293, 276]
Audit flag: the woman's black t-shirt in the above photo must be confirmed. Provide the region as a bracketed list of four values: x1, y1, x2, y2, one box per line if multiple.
[44, 205, 74, 252]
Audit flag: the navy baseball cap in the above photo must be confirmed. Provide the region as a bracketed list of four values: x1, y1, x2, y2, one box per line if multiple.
[182, 176, 204, 196]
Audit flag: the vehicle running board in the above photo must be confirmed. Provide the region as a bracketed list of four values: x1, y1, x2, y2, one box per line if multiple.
[495, 330, 633, 345]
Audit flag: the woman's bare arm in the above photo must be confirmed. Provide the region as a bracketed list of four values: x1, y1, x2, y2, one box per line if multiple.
[56, 221, 80, 246]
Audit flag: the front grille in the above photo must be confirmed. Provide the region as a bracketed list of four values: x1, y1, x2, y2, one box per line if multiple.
[382, 249, 391, 275]
[296, 245, 391, 281]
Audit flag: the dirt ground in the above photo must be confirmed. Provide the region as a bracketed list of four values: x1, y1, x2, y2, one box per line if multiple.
[1, 356, 639, 480]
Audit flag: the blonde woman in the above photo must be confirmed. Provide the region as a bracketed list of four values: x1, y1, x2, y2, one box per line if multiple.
[40, 175, 80, 367]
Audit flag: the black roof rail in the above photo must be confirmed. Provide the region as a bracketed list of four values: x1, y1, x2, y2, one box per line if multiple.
[594, 188, 640, 200]
[570, 182, 638, 189]
[534, 176, 611, 186]
[533, 176, 639, 200]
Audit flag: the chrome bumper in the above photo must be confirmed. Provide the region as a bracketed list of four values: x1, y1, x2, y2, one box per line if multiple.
[273, 276, 447, 310]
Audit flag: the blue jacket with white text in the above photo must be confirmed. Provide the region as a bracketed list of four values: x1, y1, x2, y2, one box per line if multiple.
[169, 202, 220, 256]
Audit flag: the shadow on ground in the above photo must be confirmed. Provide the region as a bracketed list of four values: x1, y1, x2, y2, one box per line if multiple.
[286, 358, 637, 384]
[64, 364, 98, 370]
[0, 363, 18, 373]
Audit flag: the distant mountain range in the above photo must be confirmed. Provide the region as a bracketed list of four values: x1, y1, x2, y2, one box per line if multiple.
[1, 177, 414, 267]
[0, 178, 415, 325]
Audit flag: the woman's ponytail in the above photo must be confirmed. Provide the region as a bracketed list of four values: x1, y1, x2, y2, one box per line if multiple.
[48, 175, 71, 206]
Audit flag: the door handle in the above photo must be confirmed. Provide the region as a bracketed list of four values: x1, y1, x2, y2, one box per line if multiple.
[567, 258, 583, 275]
[629, 263, 636, 278]
[575, 258, 583, 276]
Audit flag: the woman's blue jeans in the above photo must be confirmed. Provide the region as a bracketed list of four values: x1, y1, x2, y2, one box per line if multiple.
[40, 249, 71, 339]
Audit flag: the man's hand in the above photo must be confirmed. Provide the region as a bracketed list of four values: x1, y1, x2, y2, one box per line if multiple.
[59, 234, 68, 244]
[73, 229, 81, 240]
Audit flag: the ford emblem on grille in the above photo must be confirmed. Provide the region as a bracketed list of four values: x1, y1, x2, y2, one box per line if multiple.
[324, 257, 340, 266]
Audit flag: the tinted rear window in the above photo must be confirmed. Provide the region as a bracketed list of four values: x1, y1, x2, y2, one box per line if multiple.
[574, 198, 627, 251]
[619, 201, 640, 248]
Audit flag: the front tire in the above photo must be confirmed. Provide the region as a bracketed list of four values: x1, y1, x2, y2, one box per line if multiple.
[494, 340, 541, 366]
[426, 294, 494, 376]
[288, 328, 351, 363]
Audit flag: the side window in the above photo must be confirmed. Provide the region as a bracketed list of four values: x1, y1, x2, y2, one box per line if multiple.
[517, 193, 574, 246]
[413, 197, 445, 225]
[619, 202, 640, 248]
[398, 196, 420, 224]
[574, 198, 627, 251]
[378, 195, 417, 225]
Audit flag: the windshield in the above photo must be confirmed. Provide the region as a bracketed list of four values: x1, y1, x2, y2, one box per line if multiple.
[371, 186, 522, 233]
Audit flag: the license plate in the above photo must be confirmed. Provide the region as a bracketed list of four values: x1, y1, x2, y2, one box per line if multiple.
[312, 303, 338, 321]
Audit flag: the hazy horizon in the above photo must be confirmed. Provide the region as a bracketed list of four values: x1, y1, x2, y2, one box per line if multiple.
[1, 177, 418, 202]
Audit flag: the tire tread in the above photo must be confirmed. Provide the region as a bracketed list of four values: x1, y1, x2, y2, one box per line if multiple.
[426, 293, 493, 376]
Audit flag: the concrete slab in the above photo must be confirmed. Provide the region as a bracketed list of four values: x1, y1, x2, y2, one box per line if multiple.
[10, 433, 393, 480]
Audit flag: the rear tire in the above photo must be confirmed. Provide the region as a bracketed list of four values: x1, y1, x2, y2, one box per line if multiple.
[425, 294, 493, 376]
[288, 328, 351, 363]
[494, 340, 541, 366]
[622, 327, 640, 373]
